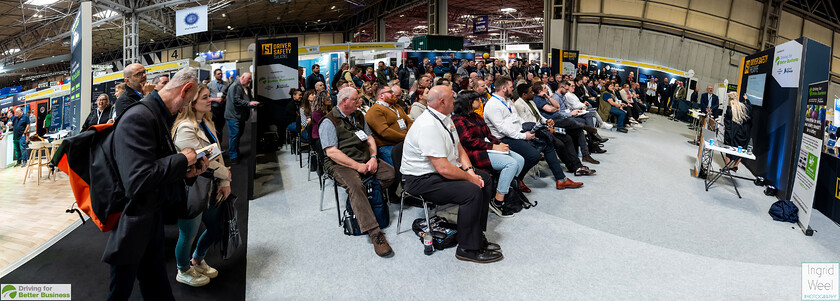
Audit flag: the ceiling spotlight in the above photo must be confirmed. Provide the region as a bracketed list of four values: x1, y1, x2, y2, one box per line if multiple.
[316, 19, 321, 22]
[3, 48, 20, 55]
[330, 5, 335, 9]
[221, 13, 226, 17]
[23, 0, 57, 6]
[500, 7, 517, 13]
[150, 39, 155, 42]
[399, 14, 404, 17]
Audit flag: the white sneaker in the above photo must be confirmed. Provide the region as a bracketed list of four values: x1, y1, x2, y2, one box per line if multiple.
[633, 123, 644, 128]
[629, 118, 639, 124]
[600, 123, 613, 130]
[176, 267, 210, 287]
[639, 114, 649, 120]
[192, 259, 218, 278]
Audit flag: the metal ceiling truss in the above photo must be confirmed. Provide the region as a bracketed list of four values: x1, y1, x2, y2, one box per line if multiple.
[340, 0, 426, 33]
[786, 0, 840, 28]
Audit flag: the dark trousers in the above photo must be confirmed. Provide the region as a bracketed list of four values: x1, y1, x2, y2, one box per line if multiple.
[403, 169, 493, 250]
[211, 105, 226, 146]
[552, 133, 582, 171]
[226, 119, 244, 159]
[502, 137, 566, 181]
[330, 159, 395, 233]
[107, 219, 174, 301]
[553, 118, 590, 157]
[13, 134, 21, 163]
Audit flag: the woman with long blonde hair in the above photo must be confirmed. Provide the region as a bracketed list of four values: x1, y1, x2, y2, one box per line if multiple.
[723, 92, 753, 171]
[171, 83, 231, 287]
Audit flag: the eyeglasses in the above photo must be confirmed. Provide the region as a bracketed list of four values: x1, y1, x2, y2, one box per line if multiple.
[379, 91, 393, 96]
[132, 70, 146, 77]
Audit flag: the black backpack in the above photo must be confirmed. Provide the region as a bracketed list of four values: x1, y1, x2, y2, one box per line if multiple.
[342, 176, 389, 236]
[769, 200, 799, 223]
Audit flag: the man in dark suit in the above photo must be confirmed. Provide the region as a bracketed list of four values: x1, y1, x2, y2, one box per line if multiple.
[657, 77, 673, 115]
[82, 93, 113, 130]
[699, 85, 720, 118]
[225, 72, 259, 164]
[305, 64, 326, 90]
[106, 67, 209, 300]
[115, 63, 153, 119]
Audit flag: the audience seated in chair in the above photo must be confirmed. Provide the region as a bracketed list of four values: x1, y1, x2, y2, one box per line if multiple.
[319, 87, 396, 258]
[365, 84, 412, 166]
[401, 85, 502, 263]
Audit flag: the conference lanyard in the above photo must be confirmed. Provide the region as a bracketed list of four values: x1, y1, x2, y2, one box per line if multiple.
[200, 121, 217, 144]
[133, 88, 143, 98]
[96, 109, 103, 121]
[491, 94, 511, 113]
[376, 101, 400, 118]
[217, 83, 223, 92]
[428, 109, 455, 145]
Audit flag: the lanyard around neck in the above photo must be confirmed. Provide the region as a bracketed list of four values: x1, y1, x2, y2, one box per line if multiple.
[428, 110, 455, 145]
[491, 94, 511, 113]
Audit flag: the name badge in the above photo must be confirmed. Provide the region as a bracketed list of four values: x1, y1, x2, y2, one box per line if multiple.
[565, 109, 571, 113]
[217, 92, 223, 98]
[397, 119, 407, 130]
[354, 130, 368, 141]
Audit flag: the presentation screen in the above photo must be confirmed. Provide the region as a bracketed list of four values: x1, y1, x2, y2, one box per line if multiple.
[638, 73, 650, 83]
[746, 73, 766, 106]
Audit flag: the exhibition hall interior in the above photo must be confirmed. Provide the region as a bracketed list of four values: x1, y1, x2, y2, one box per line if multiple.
[2, 0, 840, 299]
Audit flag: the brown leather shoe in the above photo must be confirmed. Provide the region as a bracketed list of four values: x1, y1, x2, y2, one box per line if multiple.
[370, 232, 394, 257]
[519, 180, 532, 193]
[574, 166, 596, 176]
[556, 178, 584, 190]
[582, 155, 600, 164]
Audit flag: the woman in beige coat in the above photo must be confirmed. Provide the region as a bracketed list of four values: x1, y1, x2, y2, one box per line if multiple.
[171, 83, 232, 287]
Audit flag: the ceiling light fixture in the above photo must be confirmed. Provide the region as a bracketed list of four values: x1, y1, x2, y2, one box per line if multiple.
[500, 7, 516, 13]
[330, 5, 335, 9]
[24, 0, 58, 6]
[93, 9, 119, 19]
[3, 48, 21, 56]
[221, 13, 226, 17]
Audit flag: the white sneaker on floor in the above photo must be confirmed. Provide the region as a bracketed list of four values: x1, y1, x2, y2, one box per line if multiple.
[600, 123, 613, 130]
[176, 267, 210, 287]
[639, 114, 649, 120]
[629, 119, 639, 124]
[192, 259, 218, 278]
[633, 123, 644, 128]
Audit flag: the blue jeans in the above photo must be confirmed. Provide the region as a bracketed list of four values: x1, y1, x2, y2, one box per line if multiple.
[609, 107, 627, 129]
[19, 135, 28, 163]
[227, 119, 243, 159]
[488, 151, 524, 194]
[502, 137, 566, 181]
[377, 145, 395, 166]
[175, 203, 222, 271]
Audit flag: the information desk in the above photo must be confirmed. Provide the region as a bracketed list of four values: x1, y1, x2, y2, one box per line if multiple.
[0, 132, 13, 168]
[813, 153, 840, 224]
[701, 140, 756, 198]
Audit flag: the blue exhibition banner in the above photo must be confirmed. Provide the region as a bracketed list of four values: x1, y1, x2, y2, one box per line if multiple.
[200, 50, 224, 61]
[473, 16, 489, 34]
[50, 97, 63, 132]
[62, 95, 72, 130]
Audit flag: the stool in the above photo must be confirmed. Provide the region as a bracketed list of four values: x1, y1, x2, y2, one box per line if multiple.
[49, 139, 63, 181]
[23, 141, 51, 185]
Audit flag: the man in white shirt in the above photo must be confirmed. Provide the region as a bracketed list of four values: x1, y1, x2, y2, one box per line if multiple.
[484, 76, 583, 191]
[401, 85, 502, 264]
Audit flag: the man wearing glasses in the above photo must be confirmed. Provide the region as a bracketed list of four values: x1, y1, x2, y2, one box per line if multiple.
[365, 84, 412, 166]
[115, 63, 155, 119]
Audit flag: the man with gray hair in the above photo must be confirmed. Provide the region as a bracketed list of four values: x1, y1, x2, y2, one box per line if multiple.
[115, 63, 155, 119]
[106, 67, 209, 300]
[225, 72, 259, 164]
[320, 87, 396, 257]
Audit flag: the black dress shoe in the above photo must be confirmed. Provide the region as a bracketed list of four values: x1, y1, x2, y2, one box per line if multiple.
[456, 248, 503, 263]
[482, 236, 501, 251]
[617, 128, 629, 133]
[590, 146, 607, 154]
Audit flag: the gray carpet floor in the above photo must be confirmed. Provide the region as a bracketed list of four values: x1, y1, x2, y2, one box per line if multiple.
[246, 115, 840, 300]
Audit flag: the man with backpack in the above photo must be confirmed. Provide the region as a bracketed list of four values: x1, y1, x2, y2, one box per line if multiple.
[104, 67, 209, 301]
[319, 87, 396, 258]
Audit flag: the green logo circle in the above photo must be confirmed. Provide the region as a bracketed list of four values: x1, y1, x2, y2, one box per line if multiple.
[1, 284, 17, 299]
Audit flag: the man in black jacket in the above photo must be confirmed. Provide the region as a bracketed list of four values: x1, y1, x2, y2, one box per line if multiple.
[106, 67, 209, 300]
[115, 63, 152, 119]
[225, 72, 259, 164]
[305, 64, 326, 90]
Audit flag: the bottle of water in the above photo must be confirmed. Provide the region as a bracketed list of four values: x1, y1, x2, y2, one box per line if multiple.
[423, 232, 434, 255]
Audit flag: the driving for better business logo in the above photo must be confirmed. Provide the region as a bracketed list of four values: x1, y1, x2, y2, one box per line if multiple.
[0, 284, 71, 300]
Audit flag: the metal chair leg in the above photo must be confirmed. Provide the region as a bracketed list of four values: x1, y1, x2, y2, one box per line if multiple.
[397, 190, 406, 234]
[333, 179, 341, 226]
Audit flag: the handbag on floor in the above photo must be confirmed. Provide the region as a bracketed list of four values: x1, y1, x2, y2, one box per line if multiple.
[411, 216, 458, 250]
[220, 194, 242, 260]
[342, 176, 389, 236]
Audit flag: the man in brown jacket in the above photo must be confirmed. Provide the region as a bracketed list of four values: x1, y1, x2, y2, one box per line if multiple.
[365, 84, 412, 166]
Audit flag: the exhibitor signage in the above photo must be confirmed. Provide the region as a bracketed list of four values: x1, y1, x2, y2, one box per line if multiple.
[1, 284, 71, 300]
[175, 5, 208, 36]
[255, 38, 298, 101]
[790, 80, 829, 234]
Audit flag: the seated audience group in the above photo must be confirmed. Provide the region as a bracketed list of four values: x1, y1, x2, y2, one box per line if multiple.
[288, 58, 659, 264]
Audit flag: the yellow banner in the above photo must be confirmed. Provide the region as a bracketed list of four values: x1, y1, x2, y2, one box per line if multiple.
[579, 54, 685, 76]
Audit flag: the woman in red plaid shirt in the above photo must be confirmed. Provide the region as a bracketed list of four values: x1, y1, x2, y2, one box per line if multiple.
[452, 91, 524, 218]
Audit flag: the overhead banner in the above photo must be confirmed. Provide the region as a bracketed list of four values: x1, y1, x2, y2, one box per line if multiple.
[561, 50, 579, 77]
[175, 5, 208, 37]
[473, 16, 489, 34]
[255, 38, 298, 100]
[791, 80, 828, 232]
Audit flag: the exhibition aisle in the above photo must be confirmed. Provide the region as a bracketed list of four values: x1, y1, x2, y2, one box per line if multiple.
[246, 115, 840, 299]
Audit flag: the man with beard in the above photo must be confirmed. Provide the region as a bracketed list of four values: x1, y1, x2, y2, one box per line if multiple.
[115, 63, 155, 118]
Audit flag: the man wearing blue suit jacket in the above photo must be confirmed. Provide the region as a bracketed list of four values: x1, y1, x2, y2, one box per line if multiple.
[699, 85, 720, 118]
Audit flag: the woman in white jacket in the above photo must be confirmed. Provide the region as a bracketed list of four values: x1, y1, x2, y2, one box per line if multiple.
[171, 83, 232, 287]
